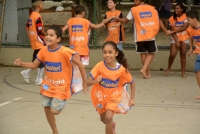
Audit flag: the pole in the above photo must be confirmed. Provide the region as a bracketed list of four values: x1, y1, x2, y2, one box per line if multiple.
[93, 0, 97, 49]
[0, 0, 6, 54]
[188, 0, 192, 10]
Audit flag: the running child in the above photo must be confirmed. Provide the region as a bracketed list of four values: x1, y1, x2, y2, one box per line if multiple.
[87, 41, 135, 134]
[21, 0, 46, 85]
[62, 5, 113, 67]
[165, 3, 189, 78]
[14, 25, 87, 134]
[186, 10, 200, 99]
[104, 0, 125, 51]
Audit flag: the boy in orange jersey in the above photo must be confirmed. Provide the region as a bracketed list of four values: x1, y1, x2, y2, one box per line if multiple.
[186, 10, 200, 99]
[21, 0, 46, 85]
[14, 25, 87, 134]
[62, 5, 113, 67]
[113, 0, 161, 79]
[103, 0, 125, 51]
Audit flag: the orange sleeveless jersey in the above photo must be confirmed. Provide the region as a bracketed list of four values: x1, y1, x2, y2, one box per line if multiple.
[37, 45, 77, 100]
[67, 18, 90, 56]
[169, 13, 189, 42]
[131, 5, 160, 42]
[105, 10, 125, 44]
[187, 26, 200, 54]
[90, 61, 133, 114]
[27, 11, 45, 50]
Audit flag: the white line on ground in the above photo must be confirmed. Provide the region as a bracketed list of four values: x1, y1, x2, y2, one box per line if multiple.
[0, 97, 23, 107]
[0, 101, 12, 106]
[13, 97, 22, 101]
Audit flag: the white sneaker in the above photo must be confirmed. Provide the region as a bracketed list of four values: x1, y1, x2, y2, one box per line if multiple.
[21, 70, 30, 83]
[35, 78, 43, 86]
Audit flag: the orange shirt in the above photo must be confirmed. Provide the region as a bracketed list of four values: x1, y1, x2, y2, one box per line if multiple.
[26, 11, 45, 50]
[131, 5, 160, 42]
[169, 14, 189, 42]
[37, 45, 77, 100]
[67, 17, 91, 56]
[105, 10, 125, 44]
[187, 26, 200, 54]
[90, 61, 133, 114]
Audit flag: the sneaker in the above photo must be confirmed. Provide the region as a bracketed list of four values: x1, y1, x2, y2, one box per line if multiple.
[35, 78, 42, 86]
[21, 70, 30, 83]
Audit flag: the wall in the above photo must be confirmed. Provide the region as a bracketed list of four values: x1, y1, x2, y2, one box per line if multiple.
[0, 48, 196, 71]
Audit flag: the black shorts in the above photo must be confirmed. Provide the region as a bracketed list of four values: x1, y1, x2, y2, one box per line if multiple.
[136, 40, 158, 53]
[32, 49, 44, 68]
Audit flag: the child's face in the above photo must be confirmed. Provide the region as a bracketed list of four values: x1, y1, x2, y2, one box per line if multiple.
[187, 17, 196, 27]
[45, 29, 60, 47]
[174, 5, 183, 15]
[38, 2, 44, 11]
[107, 0, 116, 9]
[102, 44, 118, 64]
[134, 0, 140, 6]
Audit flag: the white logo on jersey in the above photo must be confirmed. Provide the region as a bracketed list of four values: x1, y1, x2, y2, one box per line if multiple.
[71, 36, 85, 42]
[140, 21, 154, 27]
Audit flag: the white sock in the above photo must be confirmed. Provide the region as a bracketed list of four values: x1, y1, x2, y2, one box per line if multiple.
[24, 69, 32, 75]
[36, 68, 44, 80]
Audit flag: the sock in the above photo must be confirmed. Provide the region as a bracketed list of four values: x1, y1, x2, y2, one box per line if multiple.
[24, 69, 32, 75]
[36, 68, 44, 80]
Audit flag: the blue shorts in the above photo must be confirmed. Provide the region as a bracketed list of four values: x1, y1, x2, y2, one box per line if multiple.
[42, 95, 66, 111]
[194, 54, 200, 73]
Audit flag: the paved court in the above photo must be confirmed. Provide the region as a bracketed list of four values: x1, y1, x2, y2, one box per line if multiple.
[0, 66, 200, 134]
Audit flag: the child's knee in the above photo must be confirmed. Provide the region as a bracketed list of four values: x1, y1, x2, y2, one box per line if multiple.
[51, 109, 61, 115]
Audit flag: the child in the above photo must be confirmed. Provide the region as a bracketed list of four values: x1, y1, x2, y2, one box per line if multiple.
[165, 3, 189, 78]
[87, 41, 135, 134]
[62, 5, 113, 67]
[113, 0, 160, 79]
[21, 0, 46, 85]
[104, 0, 125, 51]
[14, 25, 87, 134]
[186, 10, 200, 99]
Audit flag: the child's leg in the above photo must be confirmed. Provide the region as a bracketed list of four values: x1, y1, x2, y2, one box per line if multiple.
[180, 42, 188, 78]
[44, 106, 59, 134]
[165, 43, 178, 76]
[195, 71, 200, 99]
[100, 110, 115, 134]
[140, 53, 155, 79]
[140, 53, 151, 78]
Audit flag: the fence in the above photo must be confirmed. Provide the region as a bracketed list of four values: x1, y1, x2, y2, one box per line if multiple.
[1, 0, 200, 49]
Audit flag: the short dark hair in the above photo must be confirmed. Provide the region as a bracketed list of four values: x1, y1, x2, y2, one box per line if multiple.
[75, 5, 85, 15]
[186, 10, 199, 20]
[108, 0, 117, 4]
[47, 25, 62, 38]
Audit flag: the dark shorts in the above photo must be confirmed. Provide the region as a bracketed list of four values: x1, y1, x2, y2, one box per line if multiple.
[32, 49, 44, 68]
[136, 40, 158, 53]
[159, 10, 171, 19]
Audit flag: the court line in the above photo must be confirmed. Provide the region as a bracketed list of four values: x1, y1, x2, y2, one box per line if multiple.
[0, 97, 22, 107]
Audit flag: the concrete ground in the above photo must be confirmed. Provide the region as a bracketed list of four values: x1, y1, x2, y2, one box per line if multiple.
[0, 67, 200, 134]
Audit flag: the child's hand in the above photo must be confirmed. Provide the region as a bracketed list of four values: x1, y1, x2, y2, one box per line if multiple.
[13, 58, 22, 66]
[165, 30, 173, 36]
[187, 49, 193, 57]
[96, 75, 102, 83]
[175, 41, 180, 48]
[128, 98, 135, 107]
[82, 81, 88, 94]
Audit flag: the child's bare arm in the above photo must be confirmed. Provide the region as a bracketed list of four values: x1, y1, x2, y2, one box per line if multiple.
[87, 75, 102, 86]
[129, 82, 135, 106]
[62, 24, 68, 33]
[113, 17, 129, 23]
[13, 58, 40, 69]
[90, 23, 105, 29]
[188, 37, 193, 56]
[71, 56, 87, 93]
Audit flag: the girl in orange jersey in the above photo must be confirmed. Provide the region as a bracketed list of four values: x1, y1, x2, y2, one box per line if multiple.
[165, 3, 189, 78]
[87, 41, 135, 134]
